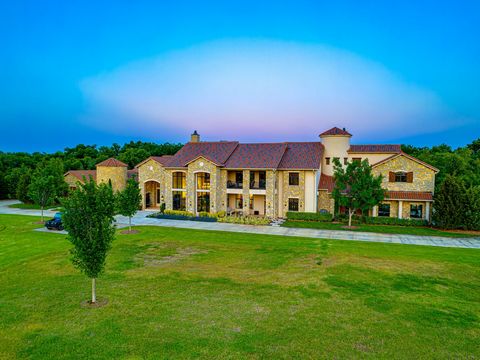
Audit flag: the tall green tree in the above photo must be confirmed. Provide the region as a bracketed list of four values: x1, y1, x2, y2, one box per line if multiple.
[28, 175, 56, 222]
[432, 175, 468, 229]
[332, 158, 385, 227]
[465, 186, 480, 231]
[16, 167, 32, 203]
[117, 178, 142, 232]
[62, 180, 116, 304]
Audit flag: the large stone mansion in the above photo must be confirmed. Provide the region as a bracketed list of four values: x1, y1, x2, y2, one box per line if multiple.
[65, 127, 438, 221]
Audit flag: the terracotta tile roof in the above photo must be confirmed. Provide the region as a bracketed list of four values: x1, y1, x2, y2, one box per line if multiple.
[386, 191, 433, 201]
[135, 155, 173, 168]
[96, 158, 128, 167]
[318, 174, 335, 192]
[224, 143, 287, 169]
[64, 170, 97, 182]
[320, 127, 352, 136]
[372, 152, 439, 172]
[278, 142, 324, 169]
[348, 144, 401, 153]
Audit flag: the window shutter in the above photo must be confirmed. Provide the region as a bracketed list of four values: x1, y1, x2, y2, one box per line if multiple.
[389, 172, 395, 182]
[407, 172, 414, 183]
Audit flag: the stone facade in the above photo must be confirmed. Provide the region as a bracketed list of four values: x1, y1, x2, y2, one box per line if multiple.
[373, 155, 436, 192]
[317, 190, 334, 213]
[96, 166, 127, 192]
[64, 174, 81, 189]
[280, 170, 306, 214]
[137, 159, 166, 209]
[186, 157, 222, 214]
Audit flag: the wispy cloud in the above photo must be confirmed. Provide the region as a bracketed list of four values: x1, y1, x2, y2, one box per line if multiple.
[80, 39, 458, 142]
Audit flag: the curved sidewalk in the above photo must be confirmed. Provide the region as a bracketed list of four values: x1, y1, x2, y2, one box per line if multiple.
[1, 200, 479, 249]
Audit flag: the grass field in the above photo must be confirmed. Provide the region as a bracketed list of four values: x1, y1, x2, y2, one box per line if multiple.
[1, 214, 479, 359]
[283, 219, 479, 238]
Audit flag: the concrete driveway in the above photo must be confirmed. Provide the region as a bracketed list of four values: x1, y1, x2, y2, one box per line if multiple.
[2, 200, 479, 249]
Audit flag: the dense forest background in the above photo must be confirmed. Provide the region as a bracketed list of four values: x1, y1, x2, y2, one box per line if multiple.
[0, 141, 183, 200]
[0, 138, 479, 200]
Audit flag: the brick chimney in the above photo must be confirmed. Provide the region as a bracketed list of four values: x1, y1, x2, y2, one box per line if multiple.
[191, 130, 200, 143]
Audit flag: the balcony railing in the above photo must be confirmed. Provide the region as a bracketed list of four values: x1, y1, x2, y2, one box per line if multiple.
[227, 180, 243, 189]
[250, 180, 266, 190]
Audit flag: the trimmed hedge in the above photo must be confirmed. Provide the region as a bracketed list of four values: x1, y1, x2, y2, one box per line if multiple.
[362, 216, 428, 227]
[218, 216, 270, 225]
[148, 212, 217, 222]
[287, 211, 332, 222]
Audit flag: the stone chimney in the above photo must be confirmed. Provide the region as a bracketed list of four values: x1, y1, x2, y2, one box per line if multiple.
[191, 130, 200, 143]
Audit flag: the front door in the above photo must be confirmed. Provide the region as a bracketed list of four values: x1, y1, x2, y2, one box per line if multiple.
[145, 193, 151, 208]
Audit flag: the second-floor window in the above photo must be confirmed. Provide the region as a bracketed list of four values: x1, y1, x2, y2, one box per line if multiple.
[172, 172, 186, 189]
[389, 171, 413, 183]
[289, 172, 299, 186]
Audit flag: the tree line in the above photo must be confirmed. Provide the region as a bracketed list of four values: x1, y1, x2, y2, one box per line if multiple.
[0, 141, 183, 201]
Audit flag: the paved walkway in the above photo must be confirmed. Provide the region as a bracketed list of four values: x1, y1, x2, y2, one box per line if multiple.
[1, 200, 479, 249]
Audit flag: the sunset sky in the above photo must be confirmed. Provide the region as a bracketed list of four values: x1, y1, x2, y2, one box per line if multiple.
[1, 1, 479, 152]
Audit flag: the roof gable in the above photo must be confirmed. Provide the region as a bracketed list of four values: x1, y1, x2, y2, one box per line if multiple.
[372, 152, 439, 172]
[135, 155, 173, 168]
[166, 141, 238, 167]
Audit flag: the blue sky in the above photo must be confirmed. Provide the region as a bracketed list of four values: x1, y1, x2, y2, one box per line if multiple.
[1, 0, 479, 152]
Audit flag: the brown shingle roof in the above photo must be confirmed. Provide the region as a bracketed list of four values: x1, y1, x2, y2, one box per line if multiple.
[224, 143, 287, 169]
[96, 158, 128, 167]
[386, 191, 433, 201]
[278, 142, 323, 169]
[127, 169, 138, 179]
[318, 174, 335, 192]
[320, 127, 352, 136]
[65, 170, 97, 182]
[167, 141, 239, 167]
[348, 144, 401, 153]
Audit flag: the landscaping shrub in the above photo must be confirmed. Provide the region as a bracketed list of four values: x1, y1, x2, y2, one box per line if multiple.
[287, 211, 332, 222]
[362, 216, 428, 227]
[218, 216, 270, 225]
[148, 212, 217, 222]
[164, 209, 194, 217]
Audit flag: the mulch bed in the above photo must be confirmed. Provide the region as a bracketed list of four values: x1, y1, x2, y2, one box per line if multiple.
[81, 298, 109, 308]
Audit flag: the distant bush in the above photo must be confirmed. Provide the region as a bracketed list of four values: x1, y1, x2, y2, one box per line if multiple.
[218, 215, 270, 225]
[164, 209, 194, 217]
[148, 212, 217, 222]
[287, 211, 332, 222]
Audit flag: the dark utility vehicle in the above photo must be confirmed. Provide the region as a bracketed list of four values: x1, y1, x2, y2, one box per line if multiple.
[45, 212, 64, 231]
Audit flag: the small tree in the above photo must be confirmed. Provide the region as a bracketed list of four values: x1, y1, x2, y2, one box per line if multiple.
[117, 178, 142, 232]
[62, 180, 116, 304]
[28, 175, 56, 223]
[332, 158, 384, 227]
[433, 175, 468, 229]
[465, 186, 480, 230]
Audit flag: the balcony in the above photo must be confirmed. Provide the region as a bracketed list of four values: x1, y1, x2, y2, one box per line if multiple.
[250, 171, 266, 190]
[227, 180, 243, 189]
[249, 179, 266, 190]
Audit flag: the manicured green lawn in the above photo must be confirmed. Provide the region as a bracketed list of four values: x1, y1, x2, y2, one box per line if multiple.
[283, 219, 479, 238]
[1, 214, 479, 359]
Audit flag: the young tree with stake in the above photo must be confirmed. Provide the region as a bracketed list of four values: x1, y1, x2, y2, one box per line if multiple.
[332, 158, 385, 227]
[28, 175, 56, 223]
[117, 177, 142, 232]
[62, 180, 116, 304]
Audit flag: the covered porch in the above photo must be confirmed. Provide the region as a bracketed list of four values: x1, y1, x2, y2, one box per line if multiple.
[144, 180, 161, 210]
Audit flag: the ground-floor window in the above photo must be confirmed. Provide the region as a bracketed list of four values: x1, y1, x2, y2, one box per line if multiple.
[378, 203, 390, 217]
[410, 204, 423, 219]
[197, 192, 210, 213]
[288, 198, 299, 212]
[172, 191, 186, 211]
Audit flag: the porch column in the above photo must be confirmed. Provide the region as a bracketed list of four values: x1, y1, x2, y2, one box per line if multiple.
[242, 170, 250, 215]
[372, 205, 378, 217]
[398, 201, 403, 219]
[426, 202, 431, 222]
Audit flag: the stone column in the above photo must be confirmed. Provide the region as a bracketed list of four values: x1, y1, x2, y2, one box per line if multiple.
[398, 201, 403, 219]
[242, 170, 250, 215]
[426, 202, 430, 222]
[372, 205, 378, 217]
